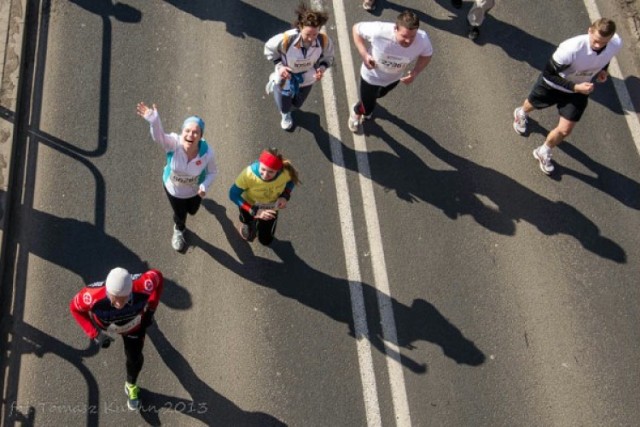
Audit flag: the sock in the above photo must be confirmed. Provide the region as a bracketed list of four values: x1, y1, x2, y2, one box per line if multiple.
[539, 144, 552, 155]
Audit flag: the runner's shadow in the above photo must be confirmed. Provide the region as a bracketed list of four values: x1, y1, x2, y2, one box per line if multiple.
[385, 0, 554, 71]
[143, 326, 287, 426]
[557, 142, 640, 210]
[297, 109, 515, 235]
[195, 200, 485, 372]
[23, 208, 192, 310]
[161, 0, 289, 41]
[510, 114, 638, 209]
[68, 0, 142, 22]
[375, 106, 626, 263]
[26, 209, 149, 283]
[589, 76, 625, 115]
[624, 75, 640, 113]
[296, 108, 625, 263]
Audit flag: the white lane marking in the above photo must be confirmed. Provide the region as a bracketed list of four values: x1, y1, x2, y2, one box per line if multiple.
[321, 71, 382, 427]
[583, 0, 640, 155]
[314, 1, 383, 425]
[328, 1, 412, 426]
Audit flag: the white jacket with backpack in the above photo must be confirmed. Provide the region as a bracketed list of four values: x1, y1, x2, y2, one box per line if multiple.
[264, 28, 335, 87]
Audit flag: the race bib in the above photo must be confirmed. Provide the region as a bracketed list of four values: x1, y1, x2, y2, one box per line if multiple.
[170, 171, 199, 187]
[373, 50, 411, 74]
[255, 202, 278, 210]
[106, 315, 141, 334]
[291, 58, 315, 72]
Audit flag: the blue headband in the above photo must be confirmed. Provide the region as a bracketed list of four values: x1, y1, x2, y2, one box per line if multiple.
[182, 116, 205, 135]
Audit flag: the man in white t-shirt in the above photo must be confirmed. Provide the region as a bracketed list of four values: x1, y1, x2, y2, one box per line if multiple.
[513, 18, 622, 175]
[348, 11, 433, 133]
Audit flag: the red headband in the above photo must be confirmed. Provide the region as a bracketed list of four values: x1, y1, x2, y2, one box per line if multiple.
[259, 151, 283, 171]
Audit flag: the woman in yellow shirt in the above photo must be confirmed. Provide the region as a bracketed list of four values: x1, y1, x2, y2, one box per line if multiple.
[229, 148, 300, 246]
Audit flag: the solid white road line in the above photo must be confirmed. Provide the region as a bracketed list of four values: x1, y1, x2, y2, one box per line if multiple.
[321, 71, 382, 427]
[583, 0, 640, 155]
[314, 2, 382, 426]
[327, 1, 413, 426]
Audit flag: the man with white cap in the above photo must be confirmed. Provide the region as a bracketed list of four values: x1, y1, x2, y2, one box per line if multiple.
[70, 267, 164, 410]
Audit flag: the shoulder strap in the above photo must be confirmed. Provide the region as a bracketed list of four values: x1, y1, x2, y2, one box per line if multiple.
[318, 33, 328, 50]
[281, 31, 291, 55]
[283, 30, 326, 53]
[281, 30, 326, 57]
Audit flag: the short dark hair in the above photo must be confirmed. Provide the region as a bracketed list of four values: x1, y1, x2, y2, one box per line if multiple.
[396, 10, 420, 31]
[591, 18, 616, 38]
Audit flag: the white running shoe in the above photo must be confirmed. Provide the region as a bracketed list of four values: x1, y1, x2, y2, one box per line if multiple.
[281, 112, 293, 130]
[533, 147, 554, 175]
[348, 103, 362, 133]
[172, 226, 186, 251]
[513, 107, 528, 135]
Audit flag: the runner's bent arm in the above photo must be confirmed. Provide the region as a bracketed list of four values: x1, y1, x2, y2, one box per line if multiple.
[69, 289, 100, 339]
[199, 149, 218, 195]
[264, 32, 287, 67]
[143, 270, 164, 311]
[229, 183, 256, 215]
[542, 58, 575, 91]
[411, 55, 431, 77]
[352, 24, 373, 67]
[316, 34, 335, 71]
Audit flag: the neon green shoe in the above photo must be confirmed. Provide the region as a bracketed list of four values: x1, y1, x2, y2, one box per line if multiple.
[124, 382, 140, 410]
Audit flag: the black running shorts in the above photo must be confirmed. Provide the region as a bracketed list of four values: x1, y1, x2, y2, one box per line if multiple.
[527, 76, 589, 122]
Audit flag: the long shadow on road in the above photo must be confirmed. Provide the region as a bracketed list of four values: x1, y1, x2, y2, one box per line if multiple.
[142, 326, 287, 427]
[161, 0, 289, 41]
[295, 108, 626, 264]
[196, 200, 486, 374]
[385, 0, 554, 71]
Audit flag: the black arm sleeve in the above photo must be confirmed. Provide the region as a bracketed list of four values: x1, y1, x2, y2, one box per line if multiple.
[542, 58, 575, 92]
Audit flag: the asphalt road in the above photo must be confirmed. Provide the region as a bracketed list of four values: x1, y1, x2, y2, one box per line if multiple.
[1, 0, 639, 426]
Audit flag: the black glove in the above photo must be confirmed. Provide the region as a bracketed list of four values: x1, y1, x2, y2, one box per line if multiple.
[141, 310, 155, 329]
[94, 331, 113, 349]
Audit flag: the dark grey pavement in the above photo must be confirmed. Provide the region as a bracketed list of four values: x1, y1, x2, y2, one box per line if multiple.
[1, 1, 640, 426]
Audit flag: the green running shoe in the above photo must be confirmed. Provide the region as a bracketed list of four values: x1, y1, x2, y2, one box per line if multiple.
[124, 382, 140, 411]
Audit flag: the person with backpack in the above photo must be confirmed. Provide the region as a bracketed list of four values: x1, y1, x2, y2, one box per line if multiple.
[264, 2, 335, 131]
[136, 102, 218, 251]
[229, 148, 300, 246]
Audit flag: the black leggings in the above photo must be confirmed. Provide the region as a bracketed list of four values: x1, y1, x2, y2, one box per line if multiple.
[123, 329, 146, 384]
[164, 186, 202, 231]
[355, 78, 400, 116]
[239, 208, 279, 246]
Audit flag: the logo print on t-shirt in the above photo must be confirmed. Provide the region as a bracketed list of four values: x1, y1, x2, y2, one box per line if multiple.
[83, 292, 92, 305]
